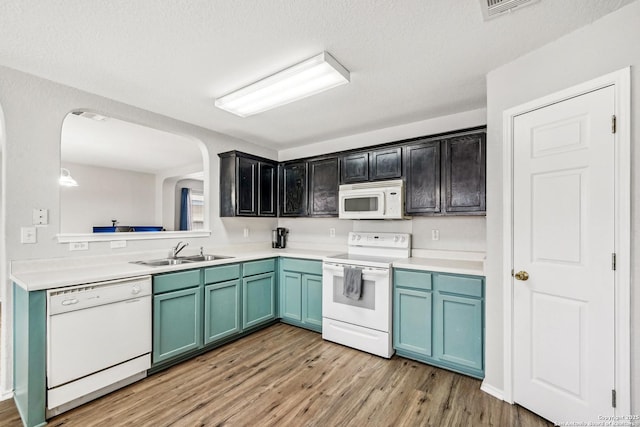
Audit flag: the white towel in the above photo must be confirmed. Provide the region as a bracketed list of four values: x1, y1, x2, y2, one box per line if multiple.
[343, 267, 363, 300]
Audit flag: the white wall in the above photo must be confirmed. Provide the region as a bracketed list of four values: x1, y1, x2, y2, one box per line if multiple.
[485, 0, 640, 412]
[60, 161, 156, 233]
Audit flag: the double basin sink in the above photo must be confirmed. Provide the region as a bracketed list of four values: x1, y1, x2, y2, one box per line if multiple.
[132, 254, 233, 267]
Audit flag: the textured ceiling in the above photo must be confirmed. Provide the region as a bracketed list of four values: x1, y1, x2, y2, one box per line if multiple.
[0, 0, 634, 149]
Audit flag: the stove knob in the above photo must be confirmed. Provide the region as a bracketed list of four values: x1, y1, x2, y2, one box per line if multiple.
[132, 285, 141, 295]
[356, 235, 361, 241]
[394, 236, 399, 243]
[351, 234, 356, 241]
[401, 236, 407, 242]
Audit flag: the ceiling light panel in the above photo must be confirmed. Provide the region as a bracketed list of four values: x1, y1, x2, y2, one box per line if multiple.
[215, 52, 350, 117]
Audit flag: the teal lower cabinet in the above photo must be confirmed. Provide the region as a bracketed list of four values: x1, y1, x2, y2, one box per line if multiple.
[279, 258, 323, 332]
[204, 279, 241, 344]
[242, 259, 276, 329]
[203, 263, 242, 345]
[13, 283, 47, 427]
[393, 268, 484, 379]
[152, 269, 203, 365]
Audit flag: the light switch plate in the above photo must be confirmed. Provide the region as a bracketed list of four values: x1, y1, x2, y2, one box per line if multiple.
[21, 227, 37, 244]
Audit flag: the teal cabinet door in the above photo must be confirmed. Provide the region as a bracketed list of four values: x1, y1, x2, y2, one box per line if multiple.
[153, 287, 202, 364]
[302, 274, 322, 329]
[204, 279, 241, 345]
[280, 271, 302, 321]
[433, 292, 483, 372]
[243, 272, 276, 329]
[393, 286, 432, 356]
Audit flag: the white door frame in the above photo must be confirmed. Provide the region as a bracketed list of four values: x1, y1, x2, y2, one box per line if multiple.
[502, 67, 631, 414]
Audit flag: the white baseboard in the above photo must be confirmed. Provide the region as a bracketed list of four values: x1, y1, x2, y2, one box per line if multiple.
[480, 381, 504, 401]
[0, 389, 14, 401]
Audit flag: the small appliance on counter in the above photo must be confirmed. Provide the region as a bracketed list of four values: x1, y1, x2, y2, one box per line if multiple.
[272, 227, 288, 248]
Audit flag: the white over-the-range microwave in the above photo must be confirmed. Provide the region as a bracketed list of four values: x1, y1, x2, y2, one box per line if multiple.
[338, 179, 406, 219]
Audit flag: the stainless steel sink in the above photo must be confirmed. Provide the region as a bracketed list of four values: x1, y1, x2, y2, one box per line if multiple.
[131, 254, 233, 267]
[180, 254, 233, 262]
[131, 258, 196, 267]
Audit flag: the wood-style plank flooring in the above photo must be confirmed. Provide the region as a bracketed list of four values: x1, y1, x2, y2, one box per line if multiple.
[0, 323, 552, 426]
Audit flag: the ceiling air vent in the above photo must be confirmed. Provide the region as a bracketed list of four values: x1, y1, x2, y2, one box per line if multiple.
[480, 0, 539, 20]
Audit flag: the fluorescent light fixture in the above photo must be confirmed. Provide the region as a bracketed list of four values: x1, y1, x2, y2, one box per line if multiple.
[215, 51, 350, 117]
[59, 168, 79, 187]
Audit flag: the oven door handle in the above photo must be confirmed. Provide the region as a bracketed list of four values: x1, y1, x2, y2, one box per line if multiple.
[323, 263, 389, 276]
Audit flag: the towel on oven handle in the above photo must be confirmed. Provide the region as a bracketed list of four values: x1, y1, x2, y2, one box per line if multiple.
[343, 266, 363, 300]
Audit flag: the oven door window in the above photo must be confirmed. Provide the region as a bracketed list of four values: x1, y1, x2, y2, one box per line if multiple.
[331, 275, 375, 310]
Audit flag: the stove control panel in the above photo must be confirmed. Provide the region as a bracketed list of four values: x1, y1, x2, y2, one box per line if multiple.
[348, 232, 411, 249]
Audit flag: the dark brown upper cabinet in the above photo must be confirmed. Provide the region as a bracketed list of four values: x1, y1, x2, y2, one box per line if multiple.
[340, 147, 402, 184]
[403, 130, 486, 216]
[340, 152, 369, 183]
[219, 151, 277, 217]
[404, 140, 441, 214]
[370, 147, 402, 181]
[308, 156, 339, 217]
[279, 161, 308, 217]
[442, 133, 486, 215]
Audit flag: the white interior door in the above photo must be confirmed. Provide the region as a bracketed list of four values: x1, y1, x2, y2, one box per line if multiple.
[512, 86, 615, 424]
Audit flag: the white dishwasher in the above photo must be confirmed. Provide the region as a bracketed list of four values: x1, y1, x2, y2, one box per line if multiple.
[46, 276, 152, 416]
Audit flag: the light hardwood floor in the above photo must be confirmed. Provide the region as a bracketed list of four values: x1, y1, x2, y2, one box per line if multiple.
[0, 323, 552, 426]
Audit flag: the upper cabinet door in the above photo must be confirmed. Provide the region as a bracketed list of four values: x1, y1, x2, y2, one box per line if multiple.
[258, 161, 277, 217]
[404, 140, 441, 214]
[308, 156, 339, 217]
[443, 133, 486, 214]
[370, 147, 402, 181]
[237, 156, 257, 216]
[279, 161, 308, 217]
[340, 152, 369, 183]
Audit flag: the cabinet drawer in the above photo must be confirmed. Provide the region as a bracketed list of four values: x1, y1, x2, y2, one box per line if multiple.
[436, 274, 483, 298]
[243, 258, 276, 277]
[394, 269, 432, 291]
[153, 269, 201, 294]
[204, 263, 240, 284]
[280, 258, 322, 275]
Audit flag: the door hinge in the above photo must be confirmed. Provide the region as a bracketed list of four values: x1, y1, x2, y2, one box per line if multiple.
[511, 269, 514, 277]
[612, 389, 617, 408]
[611, 115, 617, 134]
[611, 253, 617, 271]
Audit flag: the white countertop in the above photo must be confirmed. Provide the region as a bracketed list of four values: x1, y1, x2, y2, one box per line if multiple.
[10, 247, 341, 292]
[393, 257, 484, 277]
[11, 246, 485, 292]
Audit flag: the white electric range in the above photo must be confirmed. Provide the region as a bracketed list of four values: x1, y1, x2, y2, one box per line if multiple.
[322, 231, 411, 358]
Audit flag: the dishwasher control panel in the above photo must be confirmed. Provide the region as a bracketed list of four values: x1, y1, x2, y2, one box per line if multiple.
[48, 276, 152, 315]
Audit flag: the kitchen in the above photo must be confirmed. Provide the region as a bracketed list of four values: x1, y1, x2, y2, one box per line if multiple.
[0, 1, 639, 426]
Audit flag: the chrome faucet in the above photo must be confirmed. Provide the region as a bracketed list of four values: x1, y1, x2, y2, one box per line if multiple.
[170, 241, 188, 258]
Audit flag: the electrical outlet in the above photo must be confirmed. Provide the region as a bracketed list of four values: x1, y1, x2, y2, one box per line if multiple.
[431, 229, 440, 241]
[329, 228, 336, 238]
[33, 208, 49, 225]
[21, 227, 37, 244]
[110, 240, 127, 249]
[69, 242, 89, 251]
[243, 228, 249, 238]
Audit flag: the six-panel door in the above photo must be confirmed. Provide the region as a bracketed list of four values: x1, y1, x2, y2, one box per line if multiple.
[242, 272, 276, 329]
[153, 287, 202, 364]
[204, 279, 241, 344]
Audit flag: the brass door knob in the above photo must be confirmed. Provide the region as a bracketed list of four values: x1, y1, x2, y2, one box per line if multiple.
[514, 271, 529, 281]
